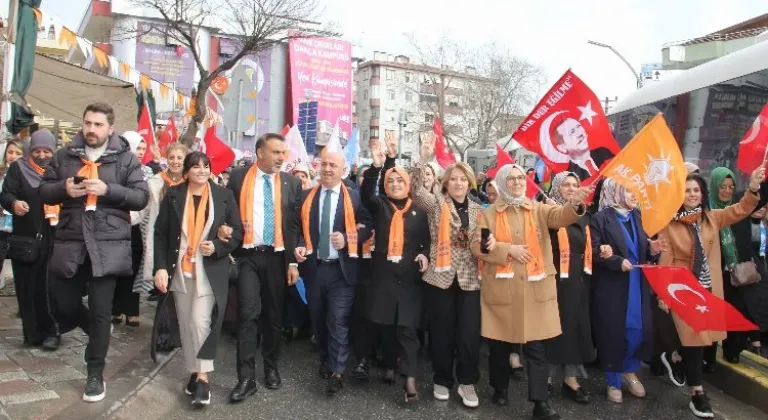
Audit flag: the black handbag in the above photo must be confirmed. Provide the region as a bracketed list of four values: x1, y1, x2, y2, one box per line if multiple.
[7, 233, 42, 263]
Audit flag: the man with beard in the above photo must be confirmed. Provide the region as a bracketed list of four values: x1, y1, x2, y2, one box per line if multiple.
[40, 103, 149, 403]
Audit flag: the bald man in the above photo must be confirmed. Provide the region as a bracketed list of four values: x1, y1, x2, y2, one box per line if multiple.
[294, 151, 372, 395]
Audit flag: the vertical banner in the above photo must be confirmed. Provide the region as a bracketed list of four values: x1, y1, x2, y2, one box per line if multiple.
[289, 36, 352, 155]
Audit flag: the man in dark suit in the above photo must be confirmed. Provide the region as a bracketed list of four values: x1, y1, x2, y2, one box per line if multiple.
[223, 133, 302, 403]
[294, 151, 372, 395]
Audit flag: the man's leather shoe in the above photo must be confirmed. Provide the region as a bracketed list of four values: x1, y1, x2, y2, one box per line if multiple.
[229, 378, 257, 403]
[326, 374, 343, 394]
[318, 362, 331, 379]
[41, 336, 60, 351]
[352, 359, 369, 380]
[265, 368, 282, 389]
[533, 401, 561, 420]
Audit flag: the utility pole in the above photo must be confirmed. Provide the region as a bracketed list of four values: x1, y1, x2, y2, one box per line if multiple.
[603, 96, 618, 114]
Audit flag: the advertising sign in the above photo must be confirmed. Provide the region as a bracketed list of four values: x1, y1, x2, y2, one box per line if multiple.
[134, 22, 196, 95]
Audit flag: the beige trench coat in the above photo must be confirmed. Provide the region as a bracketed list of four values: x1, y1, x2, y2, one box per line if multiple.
[658, 191, 758, 347]
[470, 199, 583, 344]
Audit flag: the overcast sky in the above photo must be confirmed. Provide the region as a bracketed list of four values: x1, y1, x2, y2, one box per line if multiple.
[8, 1, 768, 108]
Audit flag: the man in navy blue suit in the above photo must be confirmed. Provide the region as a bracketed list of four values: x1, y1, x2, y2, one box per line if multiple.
[294, 151, 372, 395]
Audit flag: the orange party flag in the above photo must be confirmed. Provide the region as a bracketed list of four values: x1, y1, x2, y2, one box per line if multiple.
[598, 113, 686, 236]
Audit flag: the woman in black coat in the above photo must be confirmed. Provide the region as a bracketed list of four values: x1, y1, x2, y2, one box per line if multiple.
[358, 146, 430, 402]
[152, 152, 243, 407]
[721, 197, 768, 362]
[0, 132, 57, 348]
[543, 172, 597, 405]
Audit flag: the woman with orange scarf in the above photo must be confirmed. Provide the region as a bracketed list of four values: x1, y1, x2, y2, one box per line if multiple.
[471, 164, 590, 420]
[152, 152, 243, 407]
[356, 144, 430, 402]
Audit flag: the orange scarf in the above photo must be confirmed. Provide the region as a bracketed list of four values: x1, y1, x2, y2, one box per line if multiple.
[160, 170, 184, 187]
[181, 183, 210, 278]
[78, 158, 101, 211]
[557, 226, 592, 278]
[493, 206, 546, 281]
[239, 166, 284, 250]
[435, 202, 452, 272]
[301, 184, 358, 257]
[29, 158, 60, 226]
[387, 199, 412, 262]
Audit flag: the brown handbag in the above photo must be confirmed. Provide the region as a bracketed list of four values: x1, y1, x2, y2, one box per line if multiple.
[731, 260, 761, 287]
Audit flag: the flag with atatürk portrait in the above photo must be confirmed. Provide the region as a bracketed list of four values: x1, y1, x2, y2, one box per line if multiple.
[511, 69, 619, 186]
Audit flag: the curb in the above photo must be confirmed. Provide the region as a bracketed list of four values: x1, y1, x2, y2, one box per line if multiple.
[710, 349, 768, 414]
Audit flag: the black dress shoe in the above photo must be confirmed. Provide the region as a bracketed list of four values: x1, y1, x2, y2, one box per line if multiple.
[561, 383, 590, 404]
[41, 336, 61, 351]
[491, 388, 508, 406]
[326, 374, 343, 394]
[229, 378, 257, 403]
[352, 359, 369, 380]
[532, 401, 561, 420]
[265, 368, 282, 389]
[318, 363, 331, 379]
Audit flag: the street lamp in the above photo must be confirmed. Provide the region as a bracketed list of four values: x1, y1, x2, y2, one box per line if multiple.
[587, 40, 643, 89]
[397, 109, 407, 166]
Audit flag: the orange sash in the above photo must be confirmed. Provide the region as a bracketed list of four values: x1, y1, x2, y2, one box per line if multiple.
[240, 166, 284, 250]
[493, 207, 546, 281]
[301, 184, 358, 257]
[78, 158, 101, 211]
[160, 170, 184, 187]
[434, 202, 452, 272]
[181, 183, 210, 278]
[29, 158, 60, 226]
[493, 208, 514, 278]
[387, 199, 412, 262]
[557, 225, 592, 278]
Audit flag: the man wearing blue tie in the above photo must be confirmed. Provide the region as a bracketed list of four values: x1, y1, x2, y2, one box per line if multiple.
[224, 133, 303, 403]
[295, 151, 372, 394]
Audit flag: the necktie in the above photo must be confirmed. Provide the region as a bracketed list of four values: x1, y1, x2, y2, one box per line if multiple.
[318, 189, 333, 259]
[586, 159, 599, 175]
[263, 175, 275, 245]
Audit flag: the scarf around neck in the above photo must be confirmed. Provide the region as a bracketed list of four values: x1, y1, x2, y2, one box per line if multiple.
[674, 206, 712, 288]
[492, 202, 546, 281]
[26, 157, 60, 226]
[240, 166, 284, 250]
[182, 183, 210, 279]
[709, 167, 738, 269]
[387, 198, 412, 262]
[78, 158, 101, 211]
[161, 170, 184, 187]
[301, 183, 358, 257]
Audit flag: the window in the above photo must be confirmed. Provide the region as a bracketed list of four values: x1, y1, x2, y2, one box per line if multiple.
[387, 89, 396, 100]
[405, 72, 412, 83]
[371, 66, 380, 77]
[405, 91, 413, 102]
[448, 100, 459, 107]
[371, 107, 380, 119]
[386, 69, 395, 81]
[363, 129, 369, 141]
[425, 113, 434, 124]
[363, 68, 370, 80]
[363, 90, 368, 100]
[370, 128, 379, 138]
[371, 85, 380, 99]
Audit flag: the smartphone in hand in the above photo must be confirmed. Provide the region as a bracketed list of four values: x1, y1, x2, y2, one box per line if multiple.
[73, 176, 85, 184]
[480, 228, 490, 254]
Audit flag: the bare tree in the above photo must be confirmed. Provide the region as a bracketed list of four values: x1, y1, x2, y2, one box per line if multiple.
[127, 0, 333, 146]
[403, 35, 545, 157]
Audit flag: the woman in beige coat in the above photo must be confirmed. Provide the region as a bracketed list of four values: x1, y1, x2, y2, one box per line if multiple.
[471, 163, 591, 420]
[657, 166, 763, 419]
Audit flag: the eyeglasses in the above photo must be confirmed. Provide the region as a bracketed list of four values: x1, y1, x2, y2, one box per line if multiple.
[507, 176, 526, 184]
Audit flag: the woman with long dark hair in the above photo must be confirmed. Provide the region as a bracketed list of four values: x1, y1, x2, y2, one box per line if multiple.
[657, 167, 764, 418]
[152, 152, 243, 406]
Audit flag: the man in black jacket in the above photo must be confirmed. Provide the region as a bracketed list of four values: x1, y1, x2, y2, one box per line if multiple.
[224, 133, 303, 402]
[40, 103, 149, 403]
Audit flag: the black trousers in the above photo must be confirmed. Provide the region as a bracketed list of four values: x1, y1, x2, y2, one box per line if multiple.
[488, 339, 549, 402]
[236, 249, 287, 379]
[356, 317, 419, 378]
[12, 258, 54, 344]
[49, 258, 116, 377]
[112, 226, 142, 317]
[425, 281, 481, 387]
[680, 346, 705, 387]
[723, 331, 766, 359]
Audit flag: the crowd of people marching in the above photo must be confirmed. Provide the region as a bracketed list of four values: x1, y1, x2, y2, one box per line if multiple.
[4, 102, 768, 420]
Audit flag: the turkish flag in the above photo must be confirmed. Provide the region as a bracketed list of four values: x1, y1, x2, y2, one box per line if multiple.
[511, 70, 619, 186]
[281, 124, 291, 137]
[201, 126, 235, 176]
[434, 117, 456, 169]
[158, 116, 178, 157]
[137, 102, 155, 165]
[487, 145, 538, 199]
[642, 266, 757, 333]
[737, 101, 768, 174]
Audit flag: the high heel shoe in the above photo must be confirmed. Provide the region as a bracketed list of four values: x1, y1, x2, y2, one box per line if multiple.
[403, 381, 419, 403]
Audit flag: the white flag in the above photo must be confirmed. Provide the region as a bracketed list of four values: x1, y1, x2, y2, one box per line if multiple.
[324, 119, 343, 154]
[281, 125, 309, 173]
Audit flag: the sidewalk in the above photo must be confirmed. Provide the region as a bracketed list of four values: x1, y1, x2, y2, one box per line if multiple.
[0, 284, 166, 420]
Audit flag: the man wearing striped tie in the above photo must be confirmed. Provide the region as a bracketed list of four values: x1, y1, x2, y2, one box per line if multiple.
[223, 133, 303, 403]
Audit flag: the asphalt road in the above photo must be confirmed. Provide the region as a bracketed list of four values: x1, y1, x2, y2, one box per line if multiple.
[109, 334, 767, 420]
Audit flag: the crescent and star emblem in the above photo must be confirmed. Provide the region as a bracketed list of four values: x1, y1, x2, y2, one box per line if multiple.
[740, 116, 763, 145]
[538, 110, 569, 164]
[667, 283, 709, 313]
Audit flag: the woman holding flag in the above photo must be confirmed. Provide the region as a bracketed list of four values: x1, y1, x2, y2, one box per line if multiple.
[657, 166, 764, 419]
[471, 163, 591, 420]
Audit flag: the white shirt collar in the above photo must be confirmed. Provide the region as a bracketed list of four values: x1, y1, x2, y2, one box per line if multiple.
[321, 183, 342, 195]
[255, 167, 276, 180]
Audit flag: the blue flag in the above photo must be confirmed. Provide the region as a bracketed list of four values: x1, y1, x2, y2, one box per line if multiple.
[344, 127, 360, 170]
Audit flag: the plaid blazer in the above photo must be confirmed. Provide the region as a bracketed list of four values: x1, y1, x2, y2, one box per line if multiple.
[410, 163, 482, 291]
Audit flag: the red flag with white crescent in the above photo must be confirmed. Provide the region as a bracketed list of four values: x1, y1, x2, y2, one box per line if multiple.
[511, 69, 619, 185]
[642, 265, 757, 333]
[137, 101, 155, 165]
[737, 101, 768, 174]
[434, 117, 456, 169]
[201, 126, 235, 176]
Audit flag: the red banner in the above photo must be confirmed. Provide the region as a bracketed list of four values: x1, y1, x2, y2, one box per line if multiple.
[434, 117, 456, 169]
[737, 101, 768, 174]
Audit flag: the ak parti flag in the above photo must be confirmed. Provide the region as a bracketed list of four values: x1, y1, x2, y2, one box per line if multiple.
[434, 117, 456, 169]
[737, 101, 768, 174]
[598, 114, 686, 237]
[510, 69, 619, 186]
[137, 101, 155, 165]
[642, 266, 757, 333]
[201, 126, 235, 176]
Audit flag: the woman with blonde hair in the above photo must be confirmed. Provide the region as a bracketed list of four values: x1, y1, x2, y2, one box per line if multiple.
[410, 133, 484, 408]
[471, 163, 590, 420]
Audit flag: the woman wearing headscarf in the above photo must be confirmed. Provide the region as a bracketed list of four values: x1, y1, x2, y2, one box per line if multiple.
[152, 152, 243, 406]
[590, 179, 661, 404]
[292, 164, 314, 190]
[542, 172, 598, 405]
[410, 133, 483, 408]
[354, 144, 430, 402]
[657, 167, 763, 419]
[471, 164, 590, 420]
[0, 132, 58, 349]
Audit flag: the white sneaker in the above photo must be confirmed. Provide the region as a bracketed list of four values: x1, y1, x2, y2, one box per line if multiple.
[433, 384, 450, 401]
[458, 384, 479, 408]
